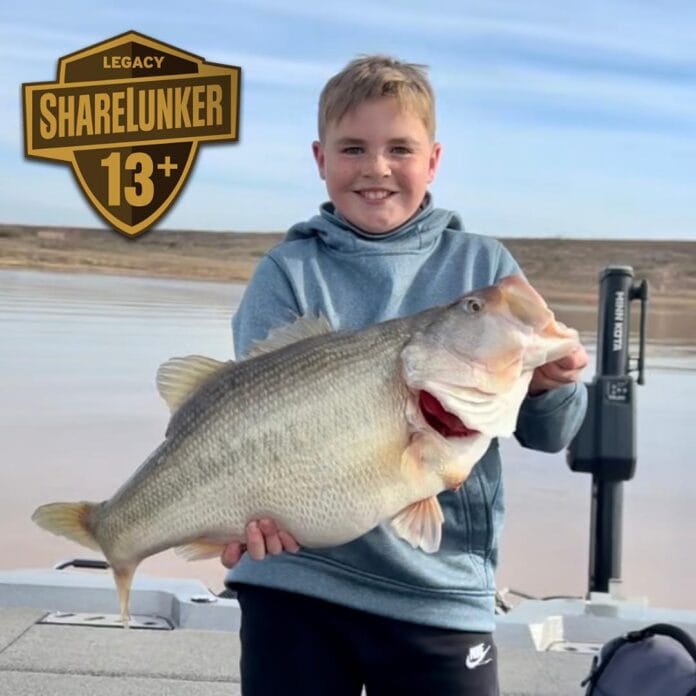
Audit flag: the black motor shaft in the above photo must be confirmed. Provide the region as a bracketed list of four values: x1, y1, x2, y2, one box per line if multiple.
[567, 266, 648, 594]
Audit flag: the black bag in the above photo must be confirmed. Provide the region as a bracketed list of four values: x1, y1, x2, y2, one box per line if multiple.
[582, 623, 696, 695]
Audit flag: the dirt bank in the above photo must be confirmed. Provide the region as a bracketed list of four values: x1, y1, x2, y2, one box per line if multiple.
[1, 224, 694, 307]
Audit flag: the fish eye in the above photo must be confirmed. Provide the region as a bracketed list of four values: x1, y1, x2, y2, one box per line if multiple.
[464, 297, 483, 314]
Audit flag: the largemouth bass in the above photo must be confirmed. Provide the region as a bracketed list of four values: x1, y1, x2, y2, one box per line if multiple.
[32, 275, 580, 624]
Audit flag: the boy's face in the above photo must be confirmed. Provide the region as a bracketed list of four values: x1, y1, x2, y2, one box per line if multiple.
[312, 98, 442, 235]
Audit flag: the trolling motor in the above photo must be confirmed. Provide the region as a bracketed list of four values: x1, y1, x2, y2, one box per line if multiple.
[567, 266, 648, 594]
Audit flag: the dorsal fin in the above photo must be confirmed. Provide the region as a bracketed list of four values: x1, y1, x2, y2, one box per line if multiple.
[246, 314, 333, 358]
[156, 355, 228, 414]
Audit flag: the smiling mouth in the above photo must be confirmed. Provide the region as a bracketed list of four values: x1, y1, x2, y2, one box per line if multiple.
[355, 189, 395, 201]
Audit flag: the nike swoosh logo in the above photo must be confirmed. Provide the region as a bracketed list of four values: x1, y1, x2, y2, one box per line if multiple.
[466, 644, 493, 669]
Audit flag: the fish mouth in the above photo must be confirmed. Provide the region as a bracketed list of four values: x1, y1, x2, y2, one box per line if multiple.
[418, 391, 480, 438]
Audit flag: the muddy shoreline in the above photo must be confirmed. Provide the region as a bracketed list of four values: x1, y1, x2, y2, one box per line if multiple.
[1, 223, 694, 308]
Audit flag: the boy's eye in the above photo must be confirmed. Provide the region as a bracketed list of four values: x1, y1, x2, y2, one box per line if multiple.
[342, 146, 363, 155]
[391, 146, 412, 155]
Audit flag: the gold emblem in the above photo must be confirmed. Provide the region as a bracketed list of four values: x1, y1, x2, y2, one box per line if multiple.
[22, 31, 240, 238]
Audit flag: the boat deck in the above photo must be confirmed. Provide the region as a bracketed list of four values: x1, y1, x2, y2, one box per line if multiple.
[1, 568, 695, 695]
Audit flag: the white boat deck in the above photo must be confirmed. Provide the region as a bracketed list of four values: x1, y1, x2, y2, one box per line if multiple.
[1, 568, 695, 695]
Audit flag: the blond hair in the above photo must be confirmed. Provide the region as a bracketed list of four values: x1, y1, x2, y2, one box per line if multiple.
[317, 55, 436, 142]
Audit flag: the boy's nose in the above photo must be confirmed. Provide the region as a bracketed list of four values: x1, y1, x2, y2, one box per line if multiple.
[362, 154, 391, 178]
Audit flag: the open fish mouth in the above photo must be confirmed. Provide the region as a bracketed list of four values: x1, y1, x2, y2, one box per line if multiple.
[418, 390, 480, 438]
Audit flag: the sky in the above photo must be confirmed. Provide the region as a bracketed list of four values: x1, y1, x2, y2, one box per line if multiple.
[1, 1, 695, 239]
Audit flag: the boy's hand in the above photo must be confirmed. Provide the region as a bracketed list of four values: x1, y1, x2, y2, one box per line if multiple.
[220, 518, 300, 568]
[528, 345, 588, 396]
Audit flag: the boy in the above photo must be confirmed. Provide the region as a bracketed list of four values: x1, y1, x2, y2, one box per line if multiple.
[222, 55, 587, 695]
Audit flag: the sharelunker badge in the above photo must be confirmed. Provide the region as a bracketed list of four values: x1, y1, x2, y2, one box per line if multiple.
[22, 30, 241, 238]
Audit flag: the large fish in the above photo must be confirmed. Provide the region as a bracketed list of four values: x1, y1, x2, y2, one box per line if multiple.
[32, 275, 580, 624]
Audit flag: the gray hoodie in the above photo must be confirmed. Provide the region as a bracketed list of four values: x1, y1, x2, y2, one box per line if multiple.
[226, 195, 587, 631]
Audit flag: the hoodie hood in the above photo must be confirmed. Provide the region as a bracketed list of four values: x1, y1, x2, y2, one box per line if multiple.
[285, 193, 463, 254]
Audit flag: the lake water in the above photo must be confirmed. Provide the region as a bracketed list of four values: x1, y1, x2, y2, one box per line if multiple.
[1, 269, 694, 610]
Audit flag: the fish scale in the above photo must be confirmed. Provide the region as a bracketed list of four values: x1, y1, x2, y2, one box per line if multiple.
[100, 319, 418, 567]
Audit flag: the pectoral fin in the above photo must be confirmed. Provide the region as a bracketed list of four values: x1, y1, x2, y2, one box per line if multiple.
[390, 496, 444, 553]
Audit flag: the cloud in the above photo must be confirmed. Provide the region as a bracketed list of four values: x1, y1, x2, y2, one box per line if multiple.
[218, 0, 696, 64]
[0, 22, 97, 66]
[1, 1, 694, 238]
[203, 51, 333, 89]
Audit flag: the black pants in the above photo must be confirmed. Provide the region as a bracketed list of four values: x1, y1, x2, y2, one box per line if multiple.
[236, 584, 499, 696]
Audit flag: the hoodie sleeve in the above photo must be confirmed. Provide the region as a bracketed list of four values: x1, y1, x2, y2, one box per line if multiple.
[232, 255, 301, 359]
[493, 244, 523, 282]
[515, 382, 588, 453]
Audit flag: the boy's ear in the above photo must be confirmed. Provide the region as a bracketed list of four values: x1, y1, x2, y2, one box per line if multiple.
[428, 142, 443, 183]
[312, 141, 326, 180]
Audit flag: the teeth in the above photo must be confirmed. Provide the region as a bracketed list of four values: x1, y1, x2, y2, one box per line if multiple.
[360, 190, 391, 200]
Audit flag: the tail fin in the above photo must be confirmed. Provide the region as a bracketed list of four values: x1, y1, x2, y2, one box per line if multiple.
[31, 502, 101, 551]
[32, 501, 138, 627]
